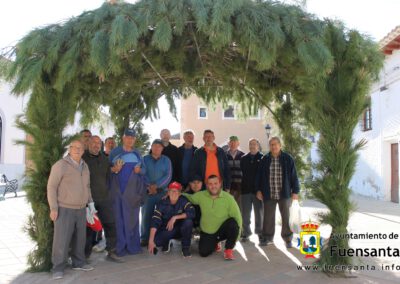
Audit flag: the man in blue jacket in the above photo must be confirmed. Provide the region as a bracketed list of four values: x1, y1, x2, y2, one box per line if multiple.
[190, 129, 231, 191]
[141, 139, 172, 246]
[177, 130, 198, 188]
[109, 128, 146, 256]
[256, 137, 300, 248]
[148, 182, 195, 258]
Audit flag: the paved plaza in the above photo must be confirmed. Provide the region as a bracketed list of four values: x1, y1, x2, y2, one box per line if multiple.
[0, 192, 399, 284]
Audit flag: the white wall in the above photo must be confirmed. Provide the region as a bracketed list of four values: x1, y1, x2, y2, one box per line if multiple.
[0, 79, 27, 182]
[350, 49, 400, 201]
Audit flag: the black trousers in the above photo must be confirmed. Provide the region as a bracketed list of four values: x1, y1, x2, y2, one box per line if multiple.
[199, 218, 239, 257]
[85, 200, 117, 257]
[193, 205, 201, 228]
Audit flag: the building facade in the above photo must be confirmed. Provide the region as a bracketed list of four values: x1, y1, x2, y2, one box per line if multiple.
[0, 78, 27, 184]
[350, 26, 400, 203]
[180, 95, 276, 151]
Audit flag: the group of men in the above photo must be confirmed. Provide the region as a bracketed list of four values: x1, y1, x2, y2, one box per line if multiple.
[47, 127, 300, 280]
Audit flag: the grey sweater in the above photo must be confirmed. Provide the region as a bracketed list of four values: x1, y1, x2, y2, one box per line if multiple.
[47, 155, 93, 211]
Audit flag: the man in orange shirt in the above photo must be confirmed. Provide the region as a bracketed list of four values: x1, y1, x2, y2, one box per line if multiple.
[190, 130, 231, 191]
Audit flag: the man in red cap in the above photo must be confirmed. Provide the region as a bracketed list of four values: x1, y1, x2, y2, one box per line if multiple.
[148, 182, 195, 257]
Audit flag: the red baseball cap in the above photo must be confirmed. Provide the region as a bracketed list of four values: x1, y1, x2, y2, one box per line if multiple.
[168, 182, 182, 190]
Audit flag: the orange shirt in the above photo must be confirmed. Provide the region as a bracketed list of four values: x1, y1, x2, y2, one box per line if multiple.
[204, 145, 220, 183]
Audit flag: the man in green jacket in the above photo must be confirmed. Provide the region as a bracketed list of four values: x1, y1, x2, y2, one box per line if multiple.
[183, 175, 241, 260]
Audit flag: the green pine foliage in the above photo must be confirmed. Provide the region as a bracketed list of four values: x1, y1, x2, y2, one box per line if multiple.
[15, 84, 77, 271]
[3, 0, 384, 272]
[272, 93, 312, 182]
[307, 22, 383, 273]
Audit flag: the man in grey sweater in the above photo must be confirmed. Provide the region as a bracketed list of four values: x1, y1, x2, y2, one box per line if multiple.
[47, 140, 95, 280]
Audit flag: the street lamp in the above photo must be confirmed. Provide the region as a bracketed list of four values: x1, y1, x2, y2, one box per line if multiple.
[265, 123, 272, 140]
[265, 124, 272, 153]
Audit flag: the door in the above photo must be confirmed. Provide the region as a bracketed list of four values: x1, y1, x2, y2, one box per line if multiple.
[391, 143, 399, 203]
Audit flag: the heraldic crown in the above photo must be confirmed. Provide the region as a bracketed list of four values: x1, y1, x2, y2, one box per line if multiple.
[301, 220, 319, 232]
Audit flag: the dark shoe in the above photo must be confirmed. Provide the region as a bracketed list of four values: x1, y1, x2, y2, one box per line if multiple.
[259, 238, 273, 247]
[162, 240, 173, 254]
[140, 239, 148, 247]
[286, 241, 293, 248]
[241, 236, 249, 243]
[107, 251, 125, 263]
[182, 247, 192, 258]
[52, 272, 64, 280]
[72, 264, 94, 271]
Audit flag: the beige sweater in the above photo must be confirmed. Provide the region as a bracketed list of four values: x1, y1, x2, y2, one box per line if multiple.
[47, 155, 93, 211]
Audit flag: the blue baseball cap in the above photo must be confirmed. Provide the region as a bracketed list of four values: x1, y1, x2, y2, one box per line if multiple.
[151, 139, 164, 147]
[124, 128, 136, 137]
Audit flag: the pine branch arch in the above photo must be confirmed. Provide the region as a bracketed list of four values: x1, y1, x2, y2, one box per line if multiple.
[5, 0, 383, 273]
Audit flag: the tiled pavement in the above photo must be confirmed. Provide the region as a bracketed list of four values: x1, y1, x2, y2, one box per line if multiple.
[0, 192, 399, 284]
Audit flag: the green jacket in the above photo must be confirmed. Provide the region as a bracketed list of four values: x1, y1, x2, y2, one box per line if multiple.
[183, 190, 242, 237]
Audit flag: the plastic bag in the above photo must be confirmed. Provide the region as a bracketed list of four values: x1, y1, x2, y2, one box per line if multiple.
[86, 213, 103, 232]
[289, 200, 302, 234]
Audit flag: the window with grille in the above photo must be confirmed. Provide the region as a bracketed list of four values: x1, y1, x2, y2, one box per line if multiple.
[362, 107, 372, 131]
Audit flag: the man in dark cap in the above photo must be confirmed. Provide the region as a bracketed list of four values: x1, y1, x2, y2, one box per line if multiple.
[141, 139, 172, 247]
[109, 128, 146, 256]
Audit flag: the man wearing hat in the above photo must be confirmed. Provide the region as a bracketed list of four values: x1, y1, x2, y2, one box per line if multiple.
[226, 136, 244, 207]
[148, 182, 195, 257]
[109, 128, 146, 256]
[141, 139, 173, 247]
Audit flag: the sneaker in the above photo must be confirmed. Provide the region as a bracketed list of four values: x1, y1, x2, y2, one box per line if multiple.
[182, 247, 192, 258]
[92, 240, 106, 253]
[140, 239, 149, 247]
[52, 272, 64, 280]
[259, 238, 273, 247]
[286, 241, 293, 248]
[224, 249, 235, 260]
[162, 239, 173, 254]
[215, 242, 222, 253]
[107, 251, 125, 263]
[72, 264, 94, 271]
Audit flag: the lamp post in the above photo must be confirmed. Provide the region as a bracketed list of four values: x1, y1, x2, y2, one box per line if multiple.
[265, 123, 272, 152]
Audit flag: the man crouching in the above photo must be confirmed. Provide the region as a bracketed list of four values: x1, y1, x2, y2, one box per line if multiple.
[148, 182, 195, 257]
[183, 175, 242, 260]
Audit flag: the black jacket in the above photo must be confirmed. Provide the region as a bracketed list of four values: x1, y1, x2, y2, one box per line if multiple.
[151, 195, 195, 230]
[240, 152, 263, 194]
[161, 142, 180, 183]
[178, 144, 198, 184]
[190, 146, 231, 190]
[82, 151, 111, 202]
[256, 151, 300, 200]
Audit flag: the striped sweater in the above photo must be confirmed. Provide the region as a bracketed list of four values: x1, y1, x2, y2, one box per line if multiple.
[226, 150, 245, 184]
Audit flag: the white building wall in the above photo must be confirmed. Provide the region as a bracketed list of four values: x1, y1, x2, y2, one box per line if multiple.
[0, 79, 27, 182]
[0, 78, 116, 188]
[350, 49, 400, 201]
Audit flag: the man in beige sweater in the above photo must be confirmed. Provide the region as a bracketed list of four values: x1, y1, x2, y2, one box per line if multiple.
[47, 140, 95, 280]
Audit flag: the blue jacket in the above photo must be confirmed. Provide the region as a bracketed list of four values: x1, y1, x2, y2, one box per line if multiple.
[256, 151, 300, 200]
[151, 195, 195, 230]
[143, 154, 172, 190]
[190, 146, 231, 190]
